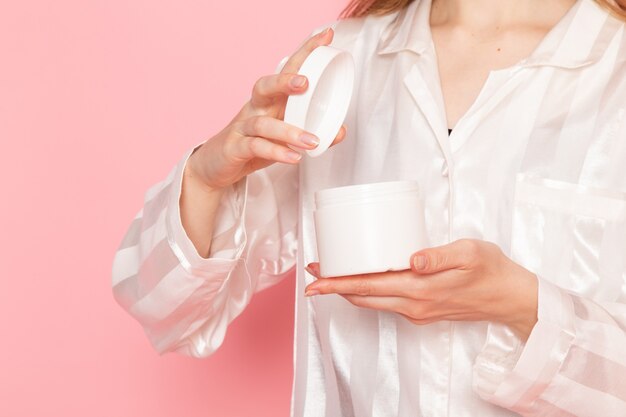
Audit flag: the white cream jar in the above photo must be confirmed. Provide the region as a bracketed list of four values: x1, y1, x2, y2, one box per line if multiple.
[313, 181, 428, 277]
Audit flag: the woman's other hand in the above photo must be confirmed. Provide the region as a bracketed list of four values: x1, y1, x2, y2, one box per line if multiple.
[304, 239, 538, 341]
[186, 27, 347, 191]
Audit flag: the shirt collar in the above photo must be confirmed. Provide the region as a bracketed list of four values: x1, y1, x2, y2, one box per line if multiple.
[376, 0, 431, 56]
[375, 0, 622, 69]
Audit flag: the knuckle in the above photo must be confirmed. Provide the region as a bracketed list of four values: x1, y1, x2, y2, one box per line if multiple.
[400, 311, 428, 325]
[289, 127, 302, 142]
[432, 253, 446, 270]
[409, 317, 432, 326]
[401, 275, 419, 297]
[251, 77, 264, 96]
[248, 136, 264, 154]
[407, 303, 425, 320]
[459, 239, 480, 262]
[250, 116, 267, 134]
[460, 238, 479, 254]
[415, 279, 433, 300]
[280, 73, 294, 87]
[271, 145, 285, 161]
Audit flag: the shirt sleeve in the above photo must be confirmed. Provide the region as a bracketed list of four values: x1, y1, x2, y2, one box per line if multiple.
[111, 140, 299, 358]
[110, 21, 338, 358]
[473, 275, 626, 416]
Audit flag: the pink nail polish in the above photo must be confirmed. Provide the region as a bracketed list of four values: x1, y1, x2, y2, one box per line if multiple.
[305, 289, 320, 297]
[299, 132, 319, 147]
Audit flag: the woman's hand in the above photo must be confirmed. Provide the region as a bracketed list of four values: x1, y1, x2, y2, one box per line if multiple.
[186, 27, 346, 191]
[304, 239, 539, 341]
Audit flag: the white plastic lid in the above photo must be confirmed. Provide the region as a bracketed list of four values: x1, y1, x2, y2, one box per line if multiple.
[315, 180, 420, 209]
[283, 45, 355, 157]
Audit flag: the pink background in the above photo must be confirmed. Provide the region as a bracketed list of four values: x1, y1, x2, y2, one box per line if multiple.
[0, 1, 344, 415]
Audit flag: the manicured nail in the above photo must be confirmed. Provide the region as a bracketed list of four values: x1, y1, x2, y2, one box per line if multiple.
[290, 75, 306, 88]
[286, 150, 302, 161]
[307, 263, 321, 275]
[413, 255, 426, 270]
[305, 289, 320, 297]
[299, 132, 319, 147]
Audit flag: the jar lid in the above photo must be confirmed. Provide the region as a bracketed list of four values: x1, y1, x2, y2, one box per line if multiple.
[283, 45, 355, 157]
[315, 180, 420, 208]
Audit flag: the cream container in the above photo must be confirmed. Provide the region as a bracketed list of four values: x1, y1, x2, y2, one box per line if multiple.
[313, 181, 428, 277]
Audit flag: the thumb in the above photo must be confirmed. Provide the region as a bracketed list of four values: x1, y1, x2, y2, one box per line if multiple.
[410, 239, 475, 274]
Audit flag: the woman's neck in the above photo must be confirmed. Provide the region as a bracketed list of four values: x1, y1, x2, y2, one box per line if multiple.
[430, 0, 576, 33]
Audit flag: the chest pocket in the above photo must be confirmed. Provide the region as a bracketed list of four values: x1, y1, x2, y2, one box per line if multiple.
[510, 173, 626, 301]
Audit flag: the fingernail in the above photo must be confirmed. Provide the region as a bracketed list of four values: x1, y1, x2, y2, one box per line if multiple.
[299, 132, 319, 147]
[290, 75, 306, 88]
[305, 289, 320, 297]
[413, 255, 427, 270]
[286, 150, 302, 161]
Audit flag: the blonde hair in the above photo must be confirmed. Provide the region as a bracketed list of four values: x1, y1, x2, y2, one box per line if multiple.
[339, 0, 626, 20]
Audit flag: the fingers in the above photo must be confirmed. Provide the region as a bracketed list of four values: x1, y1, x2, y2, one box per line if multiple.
[249, 28, 332, 110]
[281, 27, 333, 75]
[341, 294, 479, 325]
[230, 117, 347, 166]
[250, 72, 309, 109]
[330, 125, 347, 147]
[410, 239, 481, 275]
[342, 294, 415, 316]
[340, 295, 445, 325]
[304, 267, 425, 299]
[305, 262, 321, 277]
[228, 135, 303, 165]
[337, 294, 461, 327]
[238, 115, 320, 150]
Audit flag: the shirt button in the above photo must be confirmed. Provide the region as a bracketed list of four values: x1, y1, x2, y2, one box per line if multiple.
[441, 161, 449, 177]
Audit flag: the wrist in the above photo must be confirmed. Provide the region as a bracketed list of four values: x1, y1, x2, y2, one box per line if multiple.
[184, 147, 225, 195]
[503, 269, 538, 341]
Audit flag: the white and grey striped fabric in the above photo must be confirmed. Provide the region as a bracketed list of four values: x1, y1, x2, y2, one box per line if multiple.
[112, 0, 626, 415]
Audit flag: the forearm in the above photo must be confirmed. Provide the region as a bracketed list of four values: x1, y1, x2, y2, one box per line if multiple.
[474, 278, 626, 415]
[180, 155, 226, 259]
